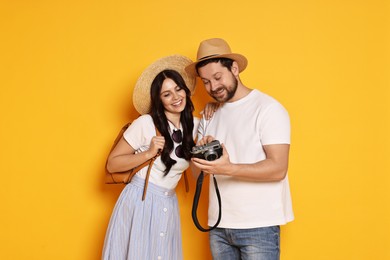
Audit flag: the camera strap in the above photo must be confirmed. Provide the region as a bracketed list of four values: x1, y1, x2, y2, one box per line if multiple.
[191, 171, 222, 232]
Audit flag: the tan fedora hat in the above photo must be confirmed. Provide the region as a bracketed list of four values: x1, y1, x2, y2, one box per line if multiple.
[133, 55, 196, 115]
[185, 38, 248, 77]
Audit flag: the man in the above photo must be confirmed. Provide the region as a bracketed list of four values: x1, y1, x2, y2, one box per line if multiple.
[186, 38, 294, 260]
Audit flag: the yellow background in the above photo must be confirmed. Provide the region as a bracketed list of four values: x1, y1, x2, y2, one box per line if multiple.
[1, 0, 389, 259]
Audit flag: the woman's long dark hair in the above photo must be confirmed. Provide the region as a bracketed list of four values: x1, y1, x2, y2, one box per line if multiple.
[150, 69, 195, 175]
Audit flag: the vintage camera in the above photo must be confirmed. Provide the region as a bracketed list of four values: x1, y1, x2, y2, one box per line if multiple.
[191, 140, 223, 161]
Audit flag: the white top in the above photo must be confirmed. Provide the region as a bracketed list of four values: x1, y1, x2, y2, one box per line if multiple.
[123, 114, 199, 190]
[197, 89, 294, 228]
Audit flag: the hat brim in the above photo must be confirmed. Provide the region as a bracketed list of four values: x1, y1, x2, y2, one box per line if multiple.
[185, 53, 248, 77]
[133, 55, 196, 115]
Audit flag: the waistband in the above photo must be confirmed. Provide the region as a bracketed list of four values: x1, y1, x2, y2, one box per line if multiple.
[130, 175, 176, 197]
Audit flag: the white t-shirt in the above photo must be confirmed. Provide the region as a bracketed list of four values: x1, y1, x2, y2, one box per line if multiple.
[197, 89, 294, 228]
[123, 114, 199, 190]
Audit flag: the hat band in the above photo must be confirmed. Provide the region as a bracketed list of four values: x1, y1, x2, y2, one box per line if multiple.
[198, 54, 221, 61]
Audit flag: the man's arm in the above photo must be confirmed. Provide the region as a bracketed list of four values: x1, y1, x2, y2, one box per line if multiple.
[191, 143, 290, 182]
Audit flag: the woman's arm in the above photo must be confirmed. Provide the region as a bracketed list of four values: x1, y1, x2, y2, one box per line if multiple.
[106, 135, 165, 173]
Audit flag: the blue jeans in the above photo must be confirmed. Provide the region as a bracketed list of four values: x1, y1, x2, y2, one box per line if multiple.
[209, 226, 280, 260]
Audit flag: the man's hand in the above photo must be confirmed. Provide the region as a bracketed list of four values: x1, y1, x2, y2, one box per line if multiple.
[196, 135, 215, 146]
[191, 144, 233, 176]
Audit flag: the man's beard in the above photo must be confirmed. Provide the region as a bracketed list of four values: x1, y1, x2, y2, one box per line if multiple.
[211, 76, 238, 103]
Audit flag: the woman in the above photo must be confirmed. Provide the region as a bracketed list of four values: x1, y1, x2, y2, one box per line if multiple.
[102, 55, 198, 260]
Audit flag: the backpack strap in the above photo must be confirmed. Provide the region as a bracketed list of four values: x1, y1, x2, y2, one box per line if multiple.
[142, 153, 159, 200]
[183, 171, 189, 192]
[142, 127, 161, 200]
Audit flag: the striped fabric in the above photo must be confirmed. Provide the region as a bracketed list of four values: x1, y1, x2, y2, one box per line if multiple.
[102, 175, 183, 260]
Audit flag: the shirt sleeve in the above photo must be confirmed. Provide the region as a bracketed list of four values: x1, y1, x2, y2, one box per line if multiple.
[260, 102, 291, 145]
[193, 117, 200, 140]
[196, 115, 207, 143]
[123, 115, 155, 151]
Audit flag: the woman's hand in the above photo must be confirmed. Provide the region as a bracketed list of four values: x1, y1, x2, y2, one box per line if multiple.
[148, 136, 165, 158]
[202, 102, 220, 120]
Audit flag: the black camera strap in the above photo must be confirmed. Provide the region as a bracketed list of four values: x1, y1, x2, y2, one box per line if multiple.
[191, 171, 222, 232]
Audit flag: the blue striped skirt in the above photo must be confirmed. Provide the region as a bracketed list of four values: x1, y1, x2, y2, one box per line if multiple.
[102, 175, 183, 260]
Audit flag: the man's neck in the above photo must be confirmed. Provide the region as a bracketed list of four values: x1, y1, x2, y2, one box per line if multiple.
[228, 83, 251, 103]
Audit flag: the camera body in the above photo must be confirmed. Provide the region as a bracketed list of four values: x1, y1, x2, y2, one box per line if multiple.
[191, 140, 223, 161]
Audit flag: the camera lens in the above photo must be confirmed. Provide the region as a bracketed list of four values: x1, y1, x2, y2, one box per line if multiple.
[205, 150, 218, 161]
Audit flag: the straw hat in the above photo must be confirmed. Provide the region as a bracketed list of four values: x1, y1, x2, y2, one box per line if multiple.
[133, 55, 196, 115]
[185, 38, 248, 77]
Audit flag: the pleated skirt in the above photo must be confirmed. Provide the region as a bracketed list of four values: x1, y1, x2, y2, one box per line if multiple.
[102, 175, 183, 260]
